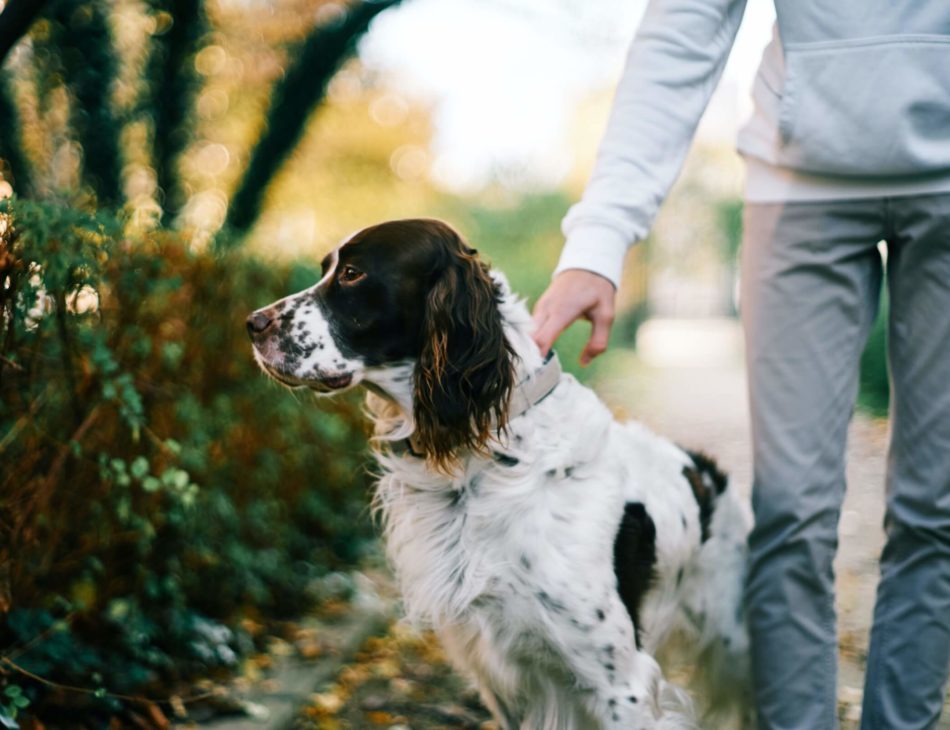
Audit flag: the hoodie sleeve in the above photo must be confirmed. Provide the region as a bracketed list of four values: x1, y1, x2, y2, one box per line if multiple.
[555, 0, 748, 288]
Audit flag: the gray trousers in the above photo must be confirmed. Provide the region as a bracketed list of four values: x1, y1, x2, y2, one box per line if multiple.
[741, 195, 950, 730]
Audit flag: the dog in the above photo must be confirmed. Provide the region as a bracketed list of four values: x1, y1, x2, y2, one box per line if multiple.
[247, 219, 752, 729]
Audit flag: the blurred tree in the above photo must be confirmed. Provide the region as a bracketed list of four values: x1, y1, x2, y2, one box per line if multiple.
[48, 0, 123, 207]
[242, 64, 436, 257]
[0, 0, 49, 64]
[0, 75, 32, 195]
[0, 0, 406, 238]
[222, 0, 402, 241]
[0, 0, 49, 196]
[144, 0, 208, 226]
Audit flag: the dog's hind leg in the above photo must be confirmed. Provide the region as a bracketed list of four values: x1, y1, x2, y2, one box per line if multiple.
[674, 483, 753, 727]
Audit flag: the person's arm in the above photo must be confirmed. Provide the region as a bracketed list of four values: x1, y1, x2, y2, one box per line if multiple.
[534, 0, 747, 360]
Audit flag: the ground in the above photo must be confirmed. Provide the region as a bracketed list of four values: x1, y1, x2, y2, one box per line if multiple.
[291, 623, 493, 730]
[287, 318, 948, 730]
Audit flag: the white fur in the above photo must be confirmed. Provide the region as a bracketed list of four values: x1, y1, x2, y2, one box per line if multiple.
[358, 274, 752, 729]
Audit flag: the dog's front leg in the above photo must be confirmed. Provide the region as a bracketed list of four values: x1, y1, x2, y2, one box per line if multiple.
[477, 687, 521, 730]
[549, 594, 694, 729]
[437, 622, 523, 730]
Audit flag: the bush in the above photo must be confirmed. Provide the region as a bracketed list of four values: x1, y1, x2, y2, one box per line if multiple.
[0, 199, 374, 725]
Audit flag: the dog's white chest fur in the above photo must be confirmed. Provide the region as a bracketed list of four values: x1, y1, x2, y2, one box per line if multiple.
[376, 377, 621, 624]
[371, 361, 736, 727]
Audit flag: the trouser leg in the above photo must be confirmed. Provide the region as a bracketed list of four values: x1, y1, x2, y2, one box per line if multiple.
[741, 201, 885, 730]
[862, 194, 950, 729]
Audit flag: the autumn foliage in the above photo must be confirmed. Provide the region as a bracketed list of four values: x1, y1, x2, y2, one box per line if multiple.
[0, 199, 374, 725]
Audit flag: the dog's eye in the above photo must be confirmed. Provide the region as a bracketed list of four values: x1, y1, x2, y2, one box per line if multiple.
[338, 265, 365, 285]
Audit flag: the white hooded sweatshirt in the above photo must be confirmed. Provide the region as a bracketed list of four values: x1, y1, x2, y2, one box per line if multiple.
[557, 0, 950, 287]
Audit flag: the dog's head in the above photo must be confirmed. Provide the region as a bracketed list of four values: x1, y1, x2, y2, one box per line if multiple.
[247, 219, 515, 468]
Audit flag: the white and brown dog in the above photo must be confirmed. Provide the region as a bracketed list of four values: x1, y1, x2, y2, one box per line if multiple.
[247, 219, 751, 729]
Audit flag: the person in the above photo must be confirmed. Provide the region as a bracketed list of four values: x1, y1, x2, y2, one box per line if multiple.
[531, 2, 950, 728]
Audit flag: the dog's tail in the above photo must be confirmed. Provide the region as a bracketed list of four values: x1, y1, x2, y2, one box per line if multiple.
[657, 680, 700, 729]
[681, 450, 728, 543]
[679, 451, 754, 728]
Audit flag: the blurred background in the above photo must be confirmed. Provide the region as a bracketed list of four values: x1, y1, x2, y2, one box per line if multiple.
[0, 0, 893, 727]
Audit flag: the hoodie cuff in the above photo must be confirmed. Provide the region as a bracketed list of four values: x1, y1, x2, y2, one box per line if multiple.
[553, 224, 631, 290]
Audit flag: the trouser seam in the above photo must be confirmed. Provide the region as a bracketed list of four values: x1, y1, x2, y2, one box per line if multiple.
[863, 578, 891, 729]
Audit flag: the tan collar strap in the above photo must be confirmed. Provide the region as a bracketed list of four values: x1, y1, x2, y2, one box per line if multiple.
[399, 351, 563, 458]
[502, 350, 562, 426]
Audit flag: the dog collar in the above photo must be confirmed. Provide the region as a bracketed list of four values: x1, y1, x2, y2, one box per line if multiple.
[396, 350, 563, 458]
[503, 349, 562, 425]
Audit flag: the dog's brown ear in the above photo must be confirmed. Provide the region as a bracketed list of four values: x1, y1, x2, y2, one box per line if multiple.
[413, 230, 515, 471]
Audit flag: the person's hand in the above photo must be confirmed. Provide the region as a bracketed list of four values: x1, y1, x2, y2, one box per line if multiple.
[532, 269, 617, 366]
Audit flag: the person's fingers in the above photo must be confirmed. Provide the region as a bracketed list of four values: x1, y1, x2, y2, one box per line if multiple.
[580, 305, 614, 366]
[532, 309, 569, 356]
[532, 269, 617, 358]
[531, 295, 550, 331]
[531, 312, 550, 354]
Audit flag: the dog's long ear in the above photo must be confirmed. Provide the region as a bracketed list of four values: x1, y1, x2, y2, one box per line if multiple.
[413, 231, 515, 471]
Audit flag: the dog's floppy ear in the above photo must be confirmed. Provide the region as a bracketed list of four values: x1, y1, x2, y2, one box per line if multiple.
[413, 229, 515, 471]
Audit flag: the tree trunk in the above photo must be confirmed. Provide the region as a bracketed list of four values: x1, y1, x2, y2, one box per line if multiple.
[0, 0, 50, 196]
[145, 0, 207, 227]
[50, 0, 124, 208]
[0, 73, 32, 195]
[220, 0, 403, 244]
[0, 0, 50, 66]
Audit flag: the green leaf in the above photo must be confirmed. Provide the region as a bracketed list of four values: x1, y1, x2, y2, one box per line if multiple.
[130, 456, 149, 480]
[107, 599, 129, 621]
[0, 707, 18, 728]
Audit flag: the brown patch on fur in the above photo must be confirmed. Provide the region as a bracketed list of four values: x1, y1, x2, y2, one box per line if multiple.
[411, 223, 515, 472]
[682, 449, 727, 542]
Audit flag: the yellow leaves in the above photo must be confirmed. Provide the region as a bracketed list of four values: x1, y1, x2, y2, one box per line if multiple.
[293, 626, 325, 660]
[240, 652, 273, 682]
[318, 598, 351, 619]
[309, 691, 345, 715]
[70, 578, 96, 610]
[267, 636, 295, 657]
[296, 623, 492, 728]
[239, 617, 264, 637]
[311, 719, 344, 730]
[365, 710, 402, 725]
[337, 665, 370, 687]
[370, 656, 403, 680]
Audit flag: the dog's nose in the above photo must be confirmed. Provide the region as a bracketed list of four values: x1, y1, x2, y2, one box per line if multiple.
[246, 311, 273, 336]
